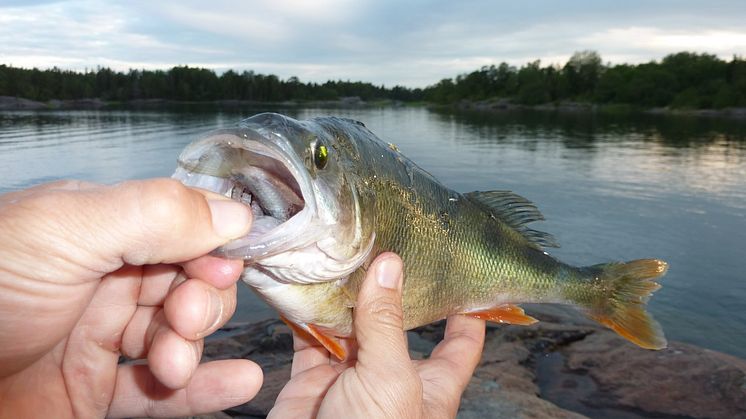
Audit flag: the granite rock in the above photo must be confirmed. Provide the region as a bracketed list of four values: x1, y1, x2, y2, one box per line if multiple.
[199, 310, 746, 419]
[562, 332, 746, 418]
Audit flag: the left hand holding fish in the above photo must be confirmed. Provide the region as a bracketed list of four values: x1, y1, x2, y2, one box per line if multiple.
[0, 179, 262, 418]
[270, 253, 486, 419]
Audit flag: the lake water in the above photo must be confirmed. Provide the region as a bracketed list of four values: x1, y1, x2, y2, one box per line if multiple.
[1, 106, 744, 359]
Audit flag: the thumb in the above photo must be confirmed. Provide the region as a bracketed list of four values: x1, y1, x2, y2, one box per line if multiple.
[354, 253, 409, 365]
[84, 178, 252, 268]
[9, 178, 251, 277]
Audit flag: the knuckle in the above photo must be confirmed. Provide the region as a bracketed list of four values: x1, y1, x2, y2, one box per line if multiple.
[46, 179, 95, 191]
[363, 297, 404, 329]
[132, 179, 199, 233]
[21, 188, 74, 212]
[8, 189, 86, 236]
[42, 179, 76, 190]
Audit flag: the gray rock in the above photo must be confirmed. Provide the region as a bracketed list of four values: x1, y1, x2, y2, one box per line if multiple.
[0, 95, 47, 110]
[200, 313, 746, 419]
[562, 332, 746, 418]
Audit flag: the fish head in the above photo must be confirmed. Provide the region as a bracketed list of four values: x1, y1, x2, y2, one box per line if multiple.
[172, 113, 375, 287]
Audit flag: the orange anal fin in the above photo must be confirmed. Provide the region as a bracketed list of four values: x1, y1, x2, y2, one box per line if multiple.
[279, 316, 347, 361]
[280, 315, 314, 342]
[462, 304, 538, 325]
[306, 324, 347, 361]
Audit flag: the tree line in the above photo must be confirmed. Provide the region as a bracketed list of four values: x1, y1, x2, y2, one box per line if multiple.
[424, 51, 746, 109]
[0, 65, 421, 103]
[1, 51, 744, 109]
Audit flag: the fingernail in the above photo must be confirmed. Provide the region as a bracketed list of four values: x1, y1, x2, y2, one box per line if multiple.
[202, 289, 224, 336]
[375, 257, 402, 290]
[208, 199, 252, 239]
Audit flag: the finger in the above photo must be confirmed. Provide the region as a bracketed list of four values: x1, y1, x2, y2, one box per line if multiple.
[181, 255, 245, 290]
[330, 337, 358, 367]
[353, 253, 409, 367]
[290, 330, 332, 378]
[428, 314, 486, 390]
[122, 265, 183, 359]
[107, 360, 263, 418]
[121, 306, 159, 359]
[137, 264, 183, 307]
[147, 312, 204, 389]
[122, 277, 237, 359]
[61, 264, 143, 417]
[163, 278, 237, 340]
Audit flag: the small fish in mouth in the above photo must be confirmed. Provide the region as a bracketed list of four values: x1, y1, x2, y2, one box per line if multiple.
[229, 166, 303, 221]
[173, 112, 669, 360]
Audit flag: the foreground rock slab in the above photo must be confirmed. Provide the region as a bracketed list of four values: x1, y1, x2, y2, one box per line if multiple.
[560, 333, 746, 418]
[199, 310, 746, 419]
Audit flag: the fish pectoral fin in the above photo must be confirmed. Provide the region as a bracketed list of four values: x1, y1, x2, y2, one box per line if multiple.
[280, 316, 348, 361]
[461, 304, 539, 325]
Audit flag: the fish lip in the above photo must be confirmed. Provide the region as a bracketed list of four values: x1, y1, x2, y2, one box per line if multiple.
[173, 126, 320, 261]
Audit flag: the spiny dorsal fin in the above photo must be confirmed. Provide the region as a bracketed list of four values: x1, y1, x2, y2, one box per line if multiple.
[465, 190, 559, 249]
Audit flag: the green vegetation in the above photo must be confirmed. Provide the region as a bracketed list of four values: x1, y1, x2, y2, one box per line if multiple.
[1, 51, 745, 109]
[0, 65, 421, 103]
[424, 51, 746, 109]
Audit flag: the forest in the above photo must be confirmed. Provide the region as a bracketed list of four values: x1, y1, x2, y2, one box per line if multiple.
[1, 51, 744, 109]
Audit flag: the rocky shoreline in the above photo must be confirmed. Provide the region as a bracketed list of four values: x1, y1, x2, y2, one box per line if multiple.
[0, 95, 388, 111]
[195, 305, 746, 418]
[439, 98, 746, 120]
[3, 95, 746, 120]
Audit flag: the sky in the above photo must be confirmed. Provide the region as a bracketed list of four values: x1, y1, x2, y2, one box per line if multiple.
[1, 0, 745, 87]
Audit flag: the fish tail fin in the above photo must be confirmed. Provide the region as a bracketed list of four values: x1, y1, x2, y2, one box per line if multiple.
[584, 259, 668, 350]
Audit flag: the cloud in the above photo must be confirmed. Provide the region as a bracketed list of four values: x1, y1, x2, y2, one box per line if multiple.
[1, 0, 746, 87]
[581, 27, 746, 59]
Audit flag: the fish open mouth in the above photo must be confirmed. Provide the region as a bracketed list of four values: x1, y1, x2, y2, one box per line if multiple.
[172, 129, 321, 261]
[225, 152, 304, 222]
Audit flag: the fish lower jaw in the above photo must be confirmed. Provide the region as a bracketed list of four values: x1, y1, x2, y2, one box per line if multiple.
[242, 266, 352, 336]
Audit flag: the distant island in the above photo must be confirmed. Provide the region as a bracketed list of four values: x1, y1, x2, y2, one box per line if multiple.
[1, 51, 745, 114]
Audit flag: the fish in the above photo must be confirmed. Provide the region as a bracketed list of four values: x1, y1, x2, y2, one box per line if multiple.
[172, 112, 668, 360]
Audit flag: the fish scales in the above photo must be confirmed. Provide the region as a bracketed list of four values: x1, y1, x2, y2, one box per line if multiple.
[326, 120, 566, 328]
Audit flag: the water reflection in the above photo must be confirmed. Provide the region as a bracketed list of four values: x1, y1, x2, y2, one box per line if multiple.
[1, 107, 745, 359]
[426, 109, 746, 210]
[432, 108, 746, 147]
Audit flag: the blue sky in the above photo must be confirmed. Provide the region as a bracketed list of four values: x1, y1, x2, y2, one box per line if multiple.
[1, 0, 745, 87]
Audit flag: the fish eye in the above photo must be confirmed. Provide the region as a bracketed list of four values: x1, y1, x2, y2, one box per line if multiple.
[313, 141, 329, 170]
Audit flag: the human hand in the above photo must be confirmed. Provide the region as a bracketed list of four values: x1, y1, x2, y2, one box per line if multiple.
[0, 179, 263, 418]
[270, 253, 486, 419]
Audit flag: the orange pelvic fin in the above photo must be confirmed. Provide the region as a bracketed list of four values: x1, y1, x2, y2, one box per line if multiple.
[462, 304, 539, 325]
[280, 316, 347, 361]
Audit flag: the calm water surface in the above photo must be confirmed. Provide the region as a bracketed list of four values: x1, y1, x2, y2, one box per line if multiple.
[1, 107, 744, 358]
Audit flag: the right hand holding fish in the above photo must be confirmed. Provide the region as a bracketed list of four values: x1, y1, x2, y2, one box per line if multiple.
[270, 253, 487, 419]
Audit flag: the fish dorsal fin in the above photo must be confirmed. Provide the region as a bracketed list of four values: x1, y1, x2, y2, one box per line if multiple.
[465, 190, 559, 249]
